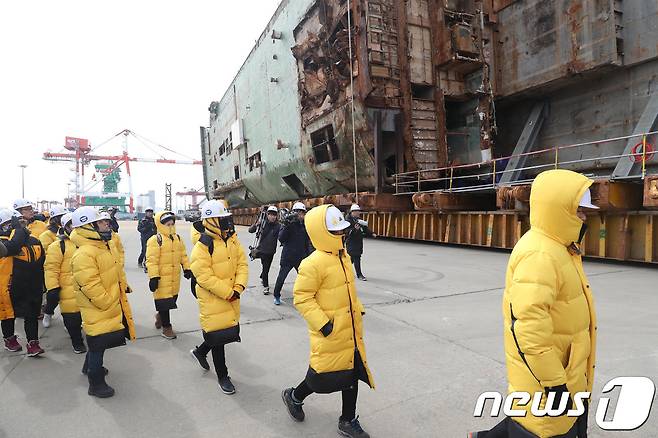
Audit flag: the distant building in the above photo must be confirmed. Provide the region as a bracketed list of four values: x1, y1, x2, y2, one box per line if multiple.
[136, 190, 156, 212]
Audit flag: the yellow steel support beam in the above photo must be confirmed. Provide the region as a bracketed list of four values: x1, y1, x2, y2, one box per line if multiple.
[646, 215, 654, 263]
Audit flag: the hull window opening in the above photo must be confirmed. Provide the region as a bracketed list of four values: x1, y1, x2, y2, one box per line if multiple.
[311, 125, 340, 164]
[234, 165, 240, 181]
[248, 152, 262, 172]
[282, 174, 311, 197]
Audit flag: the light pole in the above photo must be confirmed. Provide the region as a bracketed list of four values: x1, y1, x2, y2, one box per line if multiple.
[19, 165, 27, 198]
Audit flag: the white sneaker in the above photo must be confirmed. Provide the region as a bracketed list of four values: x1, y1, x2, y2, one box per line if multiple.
[263, 287, 270, 295]
[42, 314, 52, 328]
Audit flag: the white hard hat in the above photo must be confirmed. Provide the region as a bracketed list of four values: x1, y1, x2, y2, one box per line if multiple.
[160, 211, 176, 223]
[0, 209, 17, 225]
[292, 202, 307, 212]
[60, 212, 74, 227]
[71, 206, 101, 228]
[98, 211, 111, 220]
[350, 204, 361, 212]
[145, 207, 154, 212]
[578, 189, 599, 210]
[267, 206, 278, 213]
[49, 205, 67, 218]
[202, 200, 231, 219]
[325, 205, 351, 232]
[13, 199, 32, 210]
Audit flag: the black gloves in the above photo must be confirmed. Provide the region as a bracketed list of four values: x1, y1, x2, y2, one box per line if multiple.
[545, 384, 572, 415]
[47, 288, 61, 301]
[320, 320, 334, 337]
[183, 269, 192, 279]
[149, 277, 160, 292]
[228, 291, 241, 302]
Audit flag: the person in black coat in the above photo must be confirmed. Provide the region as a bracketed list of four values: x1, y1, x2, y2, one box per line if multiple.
[345, 204, 376, 281]
[137, 208, 156, 269]
[272, 202, 312, 305]
[248, 206, 281, 295]
[1, 212, 46, 356]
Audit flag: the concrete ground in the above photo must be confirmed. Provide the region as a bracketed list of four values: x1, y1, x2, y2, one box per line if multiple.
[0, 221, 656, 437]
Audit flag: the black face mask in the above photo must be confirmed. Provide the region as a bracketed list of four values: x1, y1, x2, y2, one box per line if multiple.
[577, 223, 588, 244]
[219, 216, 235, 234]
[98, 231, 113, 241]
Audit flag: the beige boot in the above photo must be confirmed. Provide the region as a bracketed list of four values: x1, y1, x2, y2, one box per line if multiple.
[162, 326, 177, 340]
[154, 313, 162, 329]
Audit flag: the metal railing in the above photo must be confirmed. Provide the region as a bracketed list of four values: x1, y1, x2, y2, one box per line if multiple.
[394, 131, 658, 195]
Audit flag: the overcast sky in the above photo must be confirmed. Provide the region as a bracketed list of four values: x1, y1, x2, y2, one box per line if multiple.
[0, 0, 281, 212]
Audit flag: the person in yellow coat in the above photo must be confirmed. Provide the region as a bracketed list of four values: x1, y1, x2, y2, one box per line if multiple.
[97, 212, 129, 294]
[146, 211, 192, 339]
[38, 205, 68, 252]
[470, 169, 598, 438]
[70, 206, 136, 398]
[189, 200, 248, 395]
[13, 199, 47, 237]
[41, 205, 70, 328]
[282, 204, 374, 438]
[43, 212, 86, 353]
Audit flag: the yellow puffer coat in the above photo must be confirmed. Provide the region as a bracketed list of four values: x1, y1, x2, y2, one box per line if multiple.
[39, 227, 58, 252]
[146, 212, 190, 307]
[28, 220, 47, 238]
[108, 232, 131, 296]
[70, 226, 135, 350]
[111, 231, 125, 268]
[503, 170, 597, 437]
[0, 236, 14, 321]
[294, 204, 374, 393]
[44, 235, 79, 314]
[191, 222, 202, 246]
[190, 218, 248, 345]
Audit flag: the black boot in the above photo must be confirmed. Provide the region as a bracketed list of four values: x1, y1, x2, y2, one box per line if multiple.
[338, 416, 370, 438]
[281, 388, 305, 422]
[87, 368, 115, 398]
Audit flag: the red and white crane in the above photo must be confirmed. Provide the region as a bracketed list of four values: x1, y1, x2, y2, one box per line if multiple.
[43, 129, 202, 213]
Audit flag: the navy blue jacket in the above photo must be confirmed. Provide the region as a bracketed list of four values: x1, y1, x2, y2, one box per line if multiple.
[278, 220, 312, 266]
[345, 215, 373, 257]
[137, 217, 156, 242]
[249, 220, 281, 256]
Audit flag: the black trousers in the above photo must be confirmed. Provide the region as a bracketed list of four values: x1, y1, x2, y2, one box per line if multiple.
[138, 238, 148, 264]
[159, 310, 172, 328]
[293, 380, 358, 422]
[351, 255, 363, 277]
[62, 313, 84, 347]
[22, 299, 41, 341]
[260, 254, 274, 287]
[83, 349, 105, 374]
[273, 260, 301, 299]
[1, 319, 15, 338]
[197, 342, 228, 378]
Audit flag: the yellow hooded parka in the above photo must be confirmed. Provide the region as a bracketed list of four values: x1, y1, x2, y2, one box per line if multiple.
[70, 225, 135, 349]
[190, 218, 248, 345]
[146, 212, 190, 308]
[44, 234, 79, 314]
[293, 204, 374, 393]
[503, 170, 597, 437]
